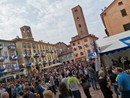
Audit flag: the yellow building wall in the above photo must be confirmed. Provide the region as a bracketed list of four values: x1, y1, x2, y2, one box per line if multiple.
[15, 40, 58, 72]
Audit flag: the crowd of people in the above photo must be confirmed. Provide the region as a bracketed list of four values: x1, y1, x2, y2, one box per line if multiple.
[0, 60, 129, 98]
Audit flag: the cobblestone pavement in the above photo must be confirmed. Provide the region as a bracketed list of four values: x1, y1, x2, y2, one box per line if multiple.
[54, 86, 116, 98]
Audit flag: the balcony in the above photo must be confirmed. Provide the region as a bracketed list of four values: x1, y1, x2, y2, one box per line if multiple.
[8, 45, 16, 50]
[35, 62, 41, 65]
[0, 56, 5, 62]
[48, 59, 53, 63]
[0, 68, 5, 73]
[23, 54, 31, 58]
[27, 62, 33, 67]
[34, 52, 40, 58]
[50, 50, 54, 54]
[46, 50, 50, 53]
[10, 55, 18, 60]
[41, 52, 46, 57]
[43, 60, 47, 64]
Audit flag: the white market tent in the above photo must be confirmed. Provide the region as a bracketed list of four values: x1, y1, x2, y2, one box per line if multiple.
[96, 30, 130, 54]
[95, 30, 130, 67]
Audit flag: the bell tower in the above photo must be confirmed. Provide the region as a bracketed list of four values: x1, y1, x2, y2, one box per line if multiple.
[20, 25, 34, 40]
[72, 5, 89, 35]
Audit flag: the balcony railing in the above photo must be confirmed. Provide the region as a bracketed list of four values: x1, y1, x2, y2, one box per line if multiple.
[41, 52, 46, 57]
[35, 62, 41, 65]
[43, 60, 47, 64]
[34, 53, 40, 58]
[10, 55, 18, 60]
[23, 54, 31, 58]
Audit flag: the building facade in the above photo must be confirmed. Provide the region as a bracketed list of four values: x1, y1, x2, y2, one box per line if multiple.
[71, 5, 97, 62]
[0, 40, 18, 75]
[20, 25, 34, 41]
[55, 42, 68, 56]
[14, 39, 58, 72]
[56, 43, 75, 64]
[13, 25, 58, 73]
[72, 5, 89, 35]
[101, 0, 130, 36]
[70, 35, 97, 61]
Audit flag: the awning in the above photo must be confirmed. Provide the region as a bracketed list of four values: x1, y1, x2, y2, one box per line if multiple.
[43, 63, 62, 69]
[96, 30, 130, 55]
[75, 56, 86, 61]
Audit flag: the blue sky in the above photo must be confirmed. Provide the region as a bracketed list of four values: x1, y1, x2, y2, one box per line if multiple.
[0, 0, 114, 44]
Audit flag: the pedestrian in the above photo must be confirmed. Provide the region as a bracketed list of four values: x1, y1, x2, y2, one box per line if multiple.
[87, 65, 98, 90]
[49, 73, 57, 95]
[98, 70, 113, 98]
[1, 91, 9, 98]
[35, 81, 44, 98]
[23, 86, 36, 98]
[0, 83, 6, 98]
[116, 68, 130, 98]
[19, 91, 24, 98]
[6, 84, 16, 98]
[44, 90, 54, 98]
[61, 73, 69, 87]
[59, 82, 72, 98]
[67, 72, 81, 98]
[108, 69, 120, 98]
[79, 74, 92, 98]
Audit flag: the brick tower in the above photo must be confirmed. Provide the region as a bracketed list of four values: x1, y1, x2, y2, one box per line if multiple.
[20, 25, 34, 40]
[72, 5, 89, 35]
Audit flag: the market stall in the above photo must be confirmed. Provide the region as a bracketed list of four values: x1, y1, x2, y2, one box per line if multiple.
[95, 30, 130, 68]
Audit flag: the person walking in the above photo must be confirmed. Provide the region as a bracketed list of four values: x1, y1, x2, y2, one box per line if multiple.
[59, 83, 72, 98]
[87, 65, 98, 90]
[116, 68, 130, 98]
[67, 72, 81, 98]
[1, 91, 9, 98]
[23, 86, 36, 98]
[108, 69, 120, 98]
[44, 90, 54, 98]
[49, 73, 57, 95]
[79, 74, 92, 98]
[35, 81, 44, 98]
[98, 70, 113, 98]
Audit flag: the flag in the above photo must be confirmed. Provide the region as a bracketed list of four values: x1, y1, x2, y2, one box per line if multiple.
[27, 62, 33, 66]
[0, 68, 5, 73]
[11, 55, 18, 60]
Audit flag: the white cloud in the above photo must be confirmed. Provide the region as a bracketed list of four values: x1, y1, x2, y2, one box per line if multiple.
[0, 0, 114, 44]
